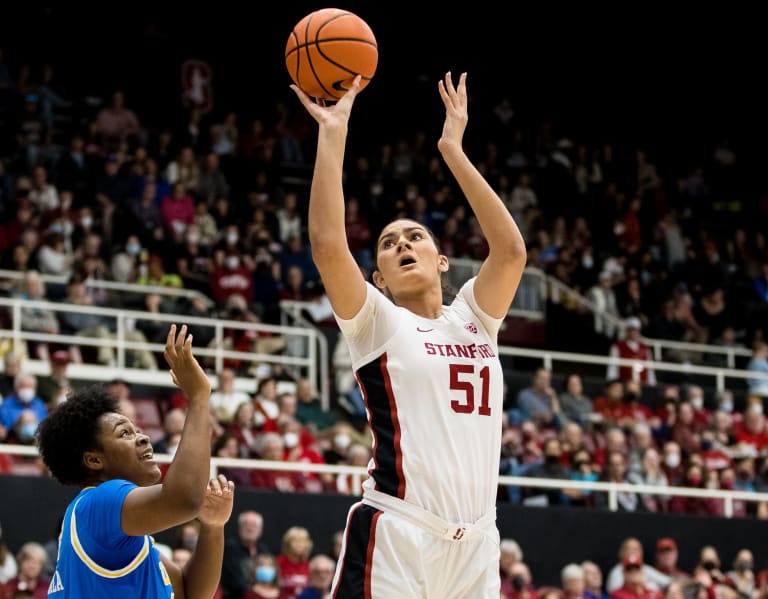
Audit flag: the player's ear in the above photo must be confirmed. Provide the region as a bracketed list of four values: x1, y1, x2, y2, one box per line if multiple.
[372, 269, 387, 290]
[438, 255, 449, 273]
[83, 451, 104, 472]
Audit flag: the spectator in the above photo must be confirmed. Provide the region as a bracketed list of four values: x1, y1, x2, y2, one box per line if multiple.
[667, 462, 717, 515]
[500, 538, 525, 598]
[276, 526, 312, 599]
[607, 317, 656, 385]
[0, 373, 47, 432]
[747, 342, 768, 399]
[210, 367, 252, 425]
[514, 367, 564, 429]
[609, 554, 663, 599]
[34, 350, 72, 409]
[559, 373, 594, 428]
[294, 377, 336, 433]
[504, 561, 536, 599]
[93, 89, 144, 151]
[562, 563, 589, 599]
[587, 270, 620, 344]
[583, 561, 609, 599]
[296, 554, 335, 599]
[0, 521, 18, 585]
[14, 270, 59, 361]
[653, 538, 688, 581]
[0, 352, 22, 400]
[606, 538, 670, 593]
[221, 511, 272, 599]
[524, 437, 572, 506]
[594, 452, 646, 514]
[627, 447, 669, 513]
[3, 541, 49, 599]
[246, 554, 280, 599]
[226, 401, 260, 458]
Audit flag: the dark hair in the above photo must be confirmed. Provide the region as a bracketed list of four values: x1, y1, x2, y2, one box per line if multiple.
[37, 385, 119, 485]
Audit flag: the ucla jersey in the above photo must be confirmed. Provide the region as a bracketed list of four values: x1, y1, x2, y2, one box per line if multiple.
[335, 277, 504, 523]
[48, 479, 173, 598]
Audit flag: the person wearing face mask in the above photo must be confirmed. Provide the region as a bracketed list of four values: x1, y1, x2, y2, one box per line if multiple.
[176, 224, 215, 294]
[524, 438, 572, 506]
[248, 554, 279, 598]
[0, 373, 47, 432]
[685, 384, 713, 428]
[725, 549, 756, 598]
[734, 402, 768, 454]
[667, 463, 719, 515]
[279, 417, 327, 493]
[209, 250, 254, 308]
[11, 409, 41, 445]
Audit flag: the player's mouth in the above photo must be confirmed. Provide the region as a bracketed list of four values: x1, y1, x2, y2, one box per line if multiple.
[399, 256, 417, 268]
[140, 450, 155, 462]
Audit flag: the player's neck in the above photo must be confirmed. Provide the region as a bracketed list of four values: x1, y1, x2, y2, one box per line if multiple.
[393, 290, 443, 319]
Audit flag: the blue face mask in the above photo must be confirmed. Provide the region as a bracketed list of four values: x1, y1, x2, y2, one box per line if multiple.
[255, 565, 276, 583]
[19, 422, 37, 441]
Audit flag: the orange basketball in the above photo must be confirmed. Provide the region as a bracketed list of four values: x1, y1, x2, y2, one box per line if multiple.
[285, 8, 378, 101]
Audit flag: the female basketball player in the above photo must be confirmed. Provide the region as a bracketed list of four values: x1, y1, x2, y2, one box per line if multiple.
[37, 324, 233, 598]
[291, 72, 526, 598]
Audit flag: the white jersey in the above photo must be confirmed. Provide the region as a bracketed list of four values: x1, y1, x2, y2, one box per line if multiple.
[335, 277, 504, 523]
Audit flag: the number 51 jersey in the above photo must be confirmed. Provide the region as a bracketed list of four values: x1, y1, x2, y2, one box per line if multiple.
[335, 277, 504, 525]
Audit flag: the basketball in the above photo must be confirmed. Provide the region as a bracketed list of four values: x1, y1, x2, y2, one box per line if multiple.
[285, 8, 378, 101]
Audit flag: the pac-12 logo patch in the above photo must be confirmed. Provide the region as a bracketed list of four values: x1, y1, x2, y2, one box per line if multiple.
[464, 323, 478, 334]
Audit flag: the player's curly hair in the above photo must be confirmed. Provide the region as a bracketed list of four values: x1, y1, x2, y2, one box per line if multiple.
[37, 384, 119, 486]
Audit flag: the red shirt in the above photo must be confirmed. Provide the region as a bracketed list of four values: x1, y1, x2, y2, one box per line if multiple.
[275, 554, 309, 599]
[610, 585, 663, 599]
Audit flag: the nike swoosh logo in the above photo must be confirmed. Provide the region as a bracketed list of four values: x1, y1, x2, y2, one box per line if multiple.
[332, 79, 349, 92]
[416, 327, 434, 333]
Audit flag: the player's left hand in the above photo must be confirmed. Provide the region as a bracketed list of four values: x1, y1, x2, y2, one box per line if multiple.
[196, 474, 235, 527]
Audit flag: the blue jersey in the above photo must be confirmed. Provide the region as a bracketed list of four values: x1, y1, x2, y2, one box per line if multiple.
[48, 479, 173, 598]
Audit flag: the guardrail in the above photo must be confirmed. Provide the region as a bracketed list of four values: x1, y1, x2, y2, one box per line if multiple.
[2, 444, 761, 519]
[0, 296, 330, 409]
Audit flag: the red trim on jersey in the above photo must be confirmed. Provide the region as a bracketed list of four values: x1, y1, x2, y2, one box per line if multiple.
[364, 511, 382, 599]
[355, 370, 379, 490]
[380, 353, 405, 499]
[331, 504, 358, 599]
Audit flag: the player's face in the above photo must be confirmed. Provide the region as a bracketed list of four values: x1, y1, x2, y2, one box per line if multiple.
[374, 220, 446, 296]
[93, 412, 161, 486]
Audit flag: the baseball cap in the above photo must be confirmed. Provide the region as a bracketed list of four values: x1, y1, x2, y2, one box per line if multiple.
[51, 350, 70, 364]
[625, 316, 641, 330]
[623, 554, 643, 569]
[656, 538, 677, 552]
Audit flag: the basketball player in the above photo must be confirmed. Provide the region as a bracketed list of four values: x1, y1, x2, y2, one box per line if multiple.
[37, 324, 234, 597]
[291, 72, 526, 597]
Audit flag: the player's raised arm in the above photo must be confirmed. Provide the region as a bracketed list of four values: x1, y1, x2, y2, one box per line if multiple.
[437, 72, 527, 318]
[291, 78, 368, 320]
[121, 324, 213, 535]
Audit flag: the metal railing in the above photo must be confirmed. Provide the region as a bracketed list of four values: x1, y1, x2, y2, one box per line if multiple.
[0, 296, 330, 408]
[2, 444, 763, 519]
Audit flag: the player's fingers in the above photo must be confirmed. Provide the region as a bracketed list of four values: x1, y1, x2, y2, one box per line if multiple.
[175, 324, 188, 352]
[209, 477, 223, 495]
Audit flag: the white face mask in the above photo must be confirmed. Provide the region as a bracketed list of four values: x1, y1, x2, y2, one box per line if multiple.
[226, 232, 239, 245]
[226, 256, 240, 270]
[17, 388, 36, 403]
[80, 216, 93, 228]
[720, 401, 733, 413]
[665, 453, 681, 469]
[283, 432, 300, 449]
[691, 397, 704, 410]
[334, 433, 351, 450]
[750, 404, 763, 415]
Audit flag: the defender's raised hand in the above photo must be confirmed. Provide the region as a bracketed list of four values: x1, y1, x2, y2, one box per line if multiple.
[164, 324, 211, 401]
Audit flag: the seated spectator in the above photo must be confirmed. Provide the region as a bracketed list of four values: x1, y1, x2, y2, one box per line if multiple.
[35, 350, 73, 409]
[250, 432, 302, 492]
[559, 373, 594, 429]
[295, 377, 336, 433]
[221, 510, 272, 599]
[211, 432, 253, 488]
[606, 538, 670, 593]
[627, 447, 669, 513]
[209, 367, 252, 425]
[593, 451, 646, 514]
[667, 462, 718, 515]
[253, 376, 280, 429]
[725, 549, 757, 599]
[524, 437, 572, 506]
[652, 538, 688, 581]
[13, 270, 59, 361]
[561, 563, 588, 599]
[226, 401, 260, 458]
[246, 553, 280, 599]
[564, 448, 598, 508]
[297, 554, 336, 599]
[0, 373, 47, 432]
[505, 561, 536, 599]
[609, 554, 663, 599]
[335, 442, 372, 496]
[747, 342, 768, 400]
[514, 367, 564, 430]
[582, 561, 609, 599]
[275, 527, 313, 599]
[3, 541, 49, 599]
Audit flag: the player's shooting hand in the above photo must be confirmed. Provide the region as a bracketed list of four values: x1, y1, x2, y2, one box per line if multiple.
[437, 71, 468, 154]
[290, 75, 361, 128]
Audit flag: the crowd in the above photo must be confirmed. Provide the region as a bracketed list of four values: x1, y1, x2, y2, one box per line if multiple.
[2, 43, 768, 598]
